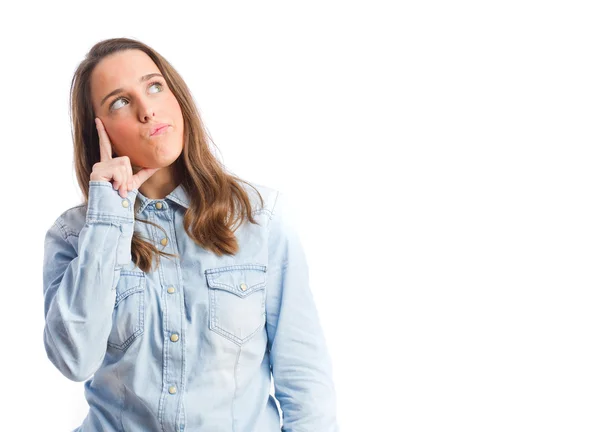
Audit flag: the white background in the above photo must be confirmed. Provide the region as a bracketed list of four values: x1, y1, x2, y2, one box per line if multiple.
[1, 1, 599, 431]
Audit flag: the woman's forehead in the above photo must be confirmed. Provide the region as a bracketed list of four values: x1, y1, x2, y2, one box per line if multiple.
[91, 50, 160, 108]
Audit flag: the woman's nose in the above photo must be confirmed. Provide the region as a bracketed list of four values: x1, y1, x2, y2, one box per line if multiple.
[138, 100, 155, 122]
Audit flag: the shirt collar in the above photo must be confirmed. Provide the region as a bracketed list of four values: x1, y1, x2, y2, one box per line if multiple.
[134, 182, 190, 216]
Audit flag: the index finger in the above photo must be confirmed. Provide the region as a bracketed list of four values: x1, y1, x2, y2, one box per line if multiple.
[95, 118, 113, 162]
[132, 167, 161, 190]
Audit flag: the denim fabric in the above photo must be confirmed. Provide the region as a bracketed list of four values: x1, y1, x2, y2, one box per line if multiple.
[42, 180, 338, 431]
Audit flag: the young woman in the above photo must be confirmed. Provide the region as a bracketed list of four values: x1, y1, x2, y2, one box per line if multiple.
[42, 37, 338, 432]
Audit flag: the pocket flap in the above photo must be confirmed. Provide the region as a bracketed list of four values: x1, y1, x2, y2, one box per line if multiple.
[115, 271, 146, 306]
[205, 264, 267, 298]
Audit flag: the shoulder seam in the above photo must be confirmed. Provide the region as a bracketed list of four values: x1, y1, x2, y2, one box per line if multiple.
[266, 190, 280, 228]
[52, 219, 69, 241]
[53, 204, 85, 240]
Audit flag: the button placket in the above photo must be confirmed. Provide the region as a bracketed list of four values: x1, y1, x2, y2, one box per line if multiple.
[151, 210, 182, 407]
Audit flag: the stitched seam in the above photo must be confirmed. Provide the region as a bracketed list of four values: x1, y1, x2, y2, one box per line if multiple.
[64, 231, 79, 239]
[208, 281, 266, 295]
[86, 214, 134, 224]
[251, 208, 270, 216]
[267, 190, 280, 227]
[120, 270, 145, 276]
[152, 210, 169, 432]
[114, 287, 143, 305]
[210, 297, 265, 347]
[205, 264, 267, 274]
[119, 360, 125, 431]
[90, 182, 117, 189]
[168, 213, 187, 432]
[52, 219, 69, 241]
[232, 345, 242, 432]
[211, 318, 263, 345]
[208, 322, 264, 347]
[53, 219, 80, 241]
[107, 327, 143, 351]
[168, 195, 188, 208]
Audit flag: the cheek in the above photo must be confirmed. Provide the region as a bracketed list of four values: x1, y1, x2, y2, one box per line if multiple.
[106, 121, 140, 156]
[111, 121, 136, 140]
[168, 97, 184, 124]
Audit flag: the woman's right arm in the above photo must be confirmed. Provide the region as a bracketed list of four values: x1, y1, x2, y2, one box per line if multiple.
[42, 181, 139, 382]
[43, 117, 158, 382]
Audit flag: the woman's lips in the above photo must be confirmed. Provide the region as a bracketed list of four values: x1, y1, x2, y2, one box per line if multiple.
[150, 125, 170, 136]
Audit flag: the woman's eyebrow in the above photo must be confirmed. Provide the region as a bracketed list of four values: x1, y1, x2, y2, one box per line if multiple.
[100, 73, 164, 106]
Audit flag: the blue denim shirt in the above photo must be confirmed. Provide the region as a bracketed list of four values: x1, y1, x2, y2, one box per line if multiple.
[42, 180, 338, 431]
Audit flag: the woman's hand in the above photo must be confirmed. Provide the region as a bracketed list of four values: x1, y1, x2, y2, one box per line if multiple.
[90, 118, 160, 198]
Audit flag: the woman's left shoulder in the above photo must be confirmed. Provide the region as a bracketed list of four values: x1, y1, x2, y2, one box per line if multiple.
[238, 180, 280, 217]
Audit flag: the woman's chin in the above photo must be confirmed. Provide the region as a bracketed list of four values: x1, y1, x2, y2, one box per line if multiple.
[136, 148, 181, 170]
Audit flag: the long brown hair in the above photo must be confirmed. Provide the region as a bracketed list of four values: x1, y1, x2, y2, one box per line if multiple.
[70, 37, 264, 273]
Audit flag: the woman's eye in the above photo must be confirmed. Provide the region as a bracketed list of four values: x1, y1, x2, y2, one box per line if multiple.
[110, 82, 164, 111]
[149, 82, 163, 93]
[111, 98, 126, 110]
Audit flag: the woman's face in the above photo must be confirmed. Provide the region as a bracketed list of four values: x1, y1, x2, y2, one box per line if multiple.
[90, 49, 184, 170]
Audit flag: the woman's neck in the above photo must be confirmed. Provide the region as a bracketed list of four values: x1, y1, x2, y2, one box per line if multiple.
[134, 163, 181, 200]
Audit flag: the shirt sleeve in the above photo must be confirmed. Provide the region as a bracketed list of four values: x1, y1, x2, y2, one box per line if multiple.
[42, 181, 139, 382]
[265, 190, 339, 431]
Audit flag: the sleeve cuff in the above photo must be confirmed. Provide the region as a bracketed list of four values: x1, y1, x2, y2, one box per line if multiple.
[86, 181, 139, 224]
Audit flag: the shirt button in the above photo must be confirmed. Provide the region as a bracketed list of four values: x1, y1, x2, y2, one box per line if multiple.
[168, 386, 177, 394]
[170, 333, 179, 342]
[167, 287, 175, 294]
[160, 237, 168, 246]
[121, 199, 130, 208]
[240, 283, 247, 291]
[155, 202, 163, 209]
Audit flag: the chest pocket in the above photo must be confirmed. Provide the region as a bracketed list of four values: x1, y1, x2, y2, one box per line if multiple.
[107, 271, 146, 351]
[205, 264, 267, 345]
